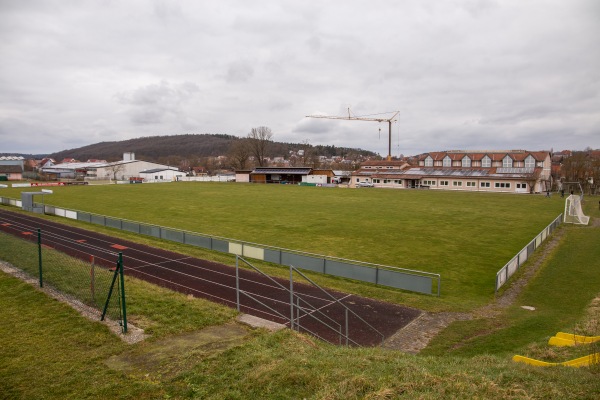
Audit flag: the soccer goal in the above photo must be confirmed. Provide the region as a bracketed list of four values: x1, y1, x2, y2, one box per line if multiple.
[564, 194, 590, 225]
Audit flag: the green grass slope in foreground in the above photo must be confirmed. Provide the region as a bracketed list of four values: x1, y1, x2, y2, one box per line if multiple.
[0, 263, 598, 399]
[423, 220, 600, 361]
[0, 182, 565, 310]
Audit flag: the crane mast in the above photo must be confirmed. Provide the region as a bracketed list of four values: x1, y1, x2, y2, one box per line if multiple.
[306, 108, 400, 160]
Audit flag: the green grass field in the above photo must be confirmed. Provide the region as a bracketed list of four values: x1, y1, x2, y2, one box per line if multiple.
[0, 182, 565, 310]
[1, 183, 599, 398]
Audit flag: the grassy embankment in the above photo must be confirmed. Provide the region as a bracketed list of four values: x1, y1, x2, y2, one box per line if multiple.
[0, 182, 565, 312]
[1, 223, 599, 399]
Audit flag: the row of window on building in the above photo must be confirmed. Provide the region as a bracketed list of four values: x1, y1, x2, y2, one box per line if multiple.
[422, 154, 539, 169]
[368, 178, 527, 190]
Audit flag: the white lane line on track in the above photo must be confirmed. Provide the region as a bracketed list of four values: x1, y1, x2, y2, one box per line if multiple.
[128, 257, 193, 270]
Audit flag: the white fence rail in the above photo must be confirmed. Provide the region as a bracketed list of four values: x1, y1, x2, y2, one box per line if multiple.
[495, 214, 562, 293]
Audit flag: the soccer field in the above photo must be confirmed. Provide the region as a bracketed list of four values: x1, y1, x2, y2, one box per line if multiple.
[1, 182, 565, 309]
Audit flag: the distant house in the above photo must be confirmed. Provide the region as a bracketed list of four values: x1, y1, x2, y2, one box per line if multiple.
[351, 150, 552, 193]
[139, 168, 184, 182]
[41, 161, 107, 179]
[249, 167, 312, 184]
[351, 160, 411, 188]
[234, 170, 253, 183]
[236, 167, 338, 185]
[38, 158, 56, 169]
[0, 156, 25, 181]
[0, 156, 25, 169]
[0, 165, 23, 181]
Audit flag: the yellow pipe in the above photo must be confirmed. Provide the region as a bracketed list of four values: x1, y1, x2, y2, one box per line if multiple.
[512, 353, 600, 368]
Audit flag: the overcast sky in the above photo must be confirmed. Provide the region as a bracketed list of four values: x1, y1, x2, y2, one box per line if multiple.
[1, 0, 598, 157]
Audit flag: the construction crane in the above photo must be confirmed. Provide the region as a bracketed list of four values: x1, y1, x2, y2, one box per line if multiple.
[306, 108, 400, 160]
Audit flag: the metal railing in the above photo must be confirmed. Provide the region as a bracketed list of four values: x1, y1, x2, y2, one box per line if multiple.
[235, 255, 384, 346]
[495, 214, 562, 294]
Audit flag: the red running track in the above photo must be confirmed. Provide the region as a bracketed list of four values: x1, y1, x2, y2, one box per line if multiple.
[0, 208, 421, 346]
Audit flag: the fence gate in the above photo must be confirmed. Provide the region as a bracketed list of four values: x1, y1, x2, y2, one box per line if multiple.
[235, 255, 383, 346]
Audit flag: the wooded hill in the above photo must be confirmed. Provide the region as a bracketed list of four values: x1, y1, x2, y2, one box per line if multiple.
[48, 134, 377, 164]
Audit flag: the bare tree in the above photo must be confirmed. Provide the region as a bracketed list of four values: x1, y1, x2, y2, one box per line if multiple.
[303, 139, 322, 168]
[247, 126, 273, 167]
[562, 149, 600, 194]
[228, 138, 251, 170]
[106, 163, 126, 182]
[524, 169, 541, 193]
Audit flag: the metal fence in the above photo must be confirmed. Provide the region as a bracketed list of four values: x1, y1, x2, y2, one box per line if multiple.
[0, 195, 441, 296]
[495, 214, 563, 294]
[235, 255, 384, 346]
[0, 225, 127, 331]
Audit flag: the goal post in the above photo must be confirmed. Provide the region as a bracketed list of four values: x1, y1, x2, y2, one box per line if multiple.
[564, 194, 590, 225]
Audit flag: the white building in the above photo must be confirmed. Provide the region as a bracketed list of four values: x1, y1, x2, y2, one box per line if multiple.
[41, 153, 179, 181]
[88, 153, 178, 181]
[139, 168, 185, 182]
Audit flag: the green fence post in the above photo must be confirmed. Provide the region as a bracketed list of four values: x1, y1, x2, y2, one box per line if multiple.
[101, 258, 120, 322]
[37, 228, 43, 288]
[118, 252, 127, 333]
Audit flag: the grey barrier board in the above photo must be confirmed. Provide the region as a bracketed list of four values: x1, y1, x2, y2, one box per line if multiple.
[281, 252, 325, 273]
[212, 239, 229, 253]
[1, 197, 443, 296]
[527, 242, 535, 255]
[91, 214, 105, 226]
[264, 249, 281, 264]
[105, 217, 122, 230]
[378, 269, 432, 294]
[162, 228, 184, 243]
[44, 205, 55, 214]
[77, 212, 92, 223]
[325, 259, 377, 283]
[122, 221, 140, 234]
[184, 233, 212, 249]
[140, 224, 161, 238]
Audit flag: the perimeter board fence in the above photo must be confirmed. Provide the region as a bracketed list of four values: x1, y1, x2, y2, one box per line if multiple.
[0, 223, 127, 332]
[495, 213, 563, 294]
[0, 196, 440, 296]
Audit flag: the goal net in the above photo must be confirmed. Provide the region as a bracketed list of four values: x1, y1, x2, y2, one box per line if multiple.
[564, 195, 590, 225]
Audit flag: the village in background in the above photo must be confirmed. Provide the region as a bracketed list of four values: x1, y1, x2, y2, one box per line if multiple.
[0, 133, 598, 195]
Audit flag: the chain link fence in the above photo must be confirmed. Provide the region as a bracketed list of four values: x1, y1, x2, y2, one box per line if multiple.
[0, 228, 127, 332]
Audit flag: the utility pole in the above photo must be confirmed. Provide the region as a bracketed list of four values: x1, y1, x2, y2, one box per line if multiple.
[306, 108, 400, 160]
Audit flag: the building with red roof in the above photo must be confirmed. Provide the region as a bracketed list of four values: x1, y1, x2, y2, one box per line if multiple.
[351, 150, 552, 193]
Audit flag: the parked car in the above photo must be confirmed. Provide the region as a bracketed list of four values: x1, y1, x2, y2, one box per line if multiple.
[357, 181, 374, 187]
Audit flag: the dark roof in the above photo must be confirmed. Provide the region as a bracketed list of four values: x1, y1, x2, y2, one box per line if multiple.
[252, 167, 312, 175]
[0, 165, 23, 173]
[140, 168, 177, 174]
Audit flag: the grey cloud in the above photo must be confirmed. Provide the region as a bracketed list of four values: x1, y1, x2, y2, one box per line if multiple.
[116, 81, 200, 125]
[1, 0, 598, 154]
[293, 117, 338, 135]
[225, 62, 254, 83]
